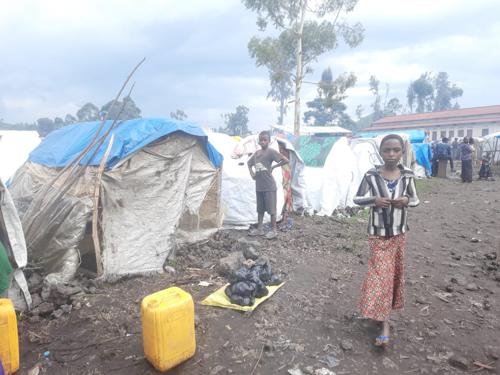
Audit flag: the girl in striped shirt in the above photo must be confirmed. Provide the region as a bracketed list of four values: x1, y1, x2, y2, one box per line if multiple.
[354, 134, 419, 347]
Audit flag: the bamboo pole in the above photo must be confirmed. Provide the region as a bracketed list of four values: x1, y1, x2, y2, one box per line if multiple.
[92, 135, 114, 277]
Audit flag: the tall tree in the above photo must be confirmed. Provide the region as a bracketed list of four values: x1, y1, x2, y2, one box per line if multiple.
[170, 109, 188, 121]
[36, 118, 57, 137]
[243, 0, 364, 135]
[100, 96, 141, 121]
[76, 102, 100, 122]
[433, 72, 463, 112]
[407, 73, 434, 113]
[221, 105, 250, 136]
[369, 76, 382, 120]
[248, 36, 294, 125]
[303, 68, 356, 128]
[407, 72, 463, 113]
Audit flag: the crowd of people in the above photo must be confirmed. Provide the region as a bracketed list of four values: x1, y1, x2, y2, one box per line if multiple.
[430, 136, 494, 182]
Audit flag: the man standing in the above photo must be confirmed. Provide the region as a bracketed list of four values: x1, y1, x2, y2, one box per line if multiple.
[435, 137, 454, 174]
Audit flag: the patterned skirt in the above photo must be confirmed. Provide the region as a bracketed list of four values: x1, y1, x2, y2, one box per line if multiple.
[359, 234, 406, 321]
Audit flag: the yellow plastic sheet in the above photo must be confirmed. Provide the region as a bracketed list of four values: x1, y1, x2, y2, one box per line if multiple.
[201, 283, 285, 312]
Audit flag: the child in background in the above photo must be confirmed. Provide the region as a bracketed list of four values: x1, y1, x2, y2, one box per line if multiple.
[353, 134, 419, 347]
[248, 131, 289, 239]
[479, 155, 493, 180]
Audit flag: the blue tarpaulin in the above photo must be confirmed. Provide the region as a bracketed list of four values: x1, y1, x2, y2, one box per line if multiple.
[412, 143, 432, 174]
[29, 118, 223, 169]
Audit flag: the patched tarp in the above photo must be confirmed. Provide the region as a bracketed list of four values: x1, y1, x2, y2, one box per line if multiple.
[28, 118, 223, 169]
[292, 135, 339, 167]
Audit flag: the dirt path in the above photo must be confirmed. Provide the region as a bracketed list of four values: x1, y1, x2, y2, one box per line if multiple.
[19, 177, 500, 374]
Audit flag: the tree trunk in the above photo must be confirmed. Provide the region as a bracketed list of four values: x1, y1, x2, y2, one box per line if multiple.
[293, 0, 307, 136]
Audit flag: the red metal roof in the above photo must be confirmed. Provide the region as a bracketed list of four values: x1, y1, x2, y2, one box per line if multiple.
[372, 105, 500, 126]
[364, 115, 500, 131]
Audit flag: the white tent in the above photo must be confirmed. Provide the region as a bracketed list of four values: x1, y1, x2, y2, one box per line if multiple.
[0, 130, 41, 181]
[206, 132, 286, 225]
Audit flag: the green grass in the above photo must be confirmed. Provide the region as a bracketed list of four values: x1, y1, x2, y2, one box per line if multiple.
[415, 178, 435, 194]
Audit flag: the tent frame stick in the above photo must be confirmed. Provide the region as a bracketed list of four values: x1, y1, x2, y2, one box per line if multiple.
[92, 135, 114, 277]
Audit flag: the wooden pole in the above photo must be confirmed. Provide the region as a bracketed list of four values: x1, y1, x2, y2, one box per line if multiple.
[92, 135, 114, 277]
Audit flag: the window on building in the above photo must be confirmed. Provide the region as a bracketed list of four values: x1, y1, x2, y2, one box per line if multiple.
[449, 130, 454, 138]
[458, 129, 464, 137]
[467, 129, 473, 137]
[482, 128, 489, 136]
[440, 130, 446, 139]
[432, 131, 437, 141]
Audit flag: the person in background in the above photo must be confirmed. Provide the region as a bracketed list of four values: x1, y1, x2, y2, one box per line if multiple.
[354, 134, 419, 347]
[277, 141, 293, 227]
[459, 137, 473, 183]
[248, 131, 289, 240]
[435, 137, 454, 173]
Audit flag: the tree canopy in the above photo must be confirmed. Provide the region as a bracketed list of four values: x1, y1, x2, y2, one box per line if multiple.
[303, 67, 356, 129]
[407, 72, 463, 113]
[243, 0, 364, 134]
[220, 105, 250, 136]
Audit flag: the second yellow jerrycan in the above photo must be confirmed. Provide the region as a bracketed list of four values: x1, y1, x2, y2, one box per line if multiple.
[141, 287, 196, 371]
[0, 298, 19, 374]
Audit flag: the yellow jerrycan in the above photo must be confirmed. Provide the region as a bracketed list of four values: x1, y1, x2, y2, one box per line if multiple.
[141, 287, 196, 371]
[0, 299, 19, 374]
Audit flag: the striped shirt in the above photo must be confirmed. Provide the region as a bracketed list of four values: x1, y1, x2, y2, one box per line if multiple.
[354, 165, 420, 237]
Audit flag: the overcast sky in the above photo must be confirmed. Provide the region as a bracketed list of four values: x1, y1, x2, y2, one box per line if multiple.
[1, 0, 499, 131]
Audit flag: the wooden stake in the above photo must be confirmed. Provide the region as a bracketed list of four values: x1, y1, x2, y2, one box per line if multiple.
[92, 135, 114, 276]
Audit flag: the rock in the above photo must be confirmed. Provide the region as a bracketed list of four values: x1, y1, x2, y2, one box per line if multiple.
[210, 365, 226, 375]
[450, 275, 467, 286]
[485, 252, 496, 260]
[484, 345, 499, 360]
[28, 273, 43, 288]
[448, 355, 468, 370]
[465, 283, 479, 291]
[470, 238, 480, 243]
[28, 315, 41, 323]
[31, 302, 55, 317]
[217, 252, 245, 277]
[340, 340, 353, 351]
[304, 366, 315, 375]
[314, 369, 336, 375]
[445, 285, 454, 292]
[61, 304, 72, 314]
[288, 369, 305, 375]
[416, 296, 429, 304]
[52, 309, 64, 319]
[194, 314, 200, 327]
[320, 354, 340, 368]
[163, 265, 176, 276]
[243, 246, 260, 260]
[382, 357, 399, 371]
[31, 293, 42, 308]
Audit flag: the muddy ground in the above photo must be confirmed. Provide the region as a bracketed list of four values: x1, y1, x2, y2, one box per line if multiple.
[18, 176, 500, 375]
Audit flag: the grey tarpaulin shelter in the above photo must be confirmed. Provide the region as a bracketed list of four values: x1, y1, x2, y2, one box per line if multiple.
[8, 118, 223, 283]
[0, 178, 32, 310]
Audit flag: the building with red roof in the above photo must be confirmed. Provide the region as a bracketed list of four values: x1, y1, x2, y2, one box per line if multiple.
[363, 105, 500, 140]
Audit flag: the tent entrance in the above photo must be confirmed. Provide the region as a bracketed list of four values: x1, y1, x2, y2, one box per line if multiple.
[78, 221, 98, 276]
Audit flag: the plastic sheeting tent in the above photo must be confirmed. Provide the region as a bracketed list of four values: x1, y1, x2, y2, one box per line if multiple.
[207, 132, 290, 225]
[0, 178, 31, 310]
[8, 118, 223, 283]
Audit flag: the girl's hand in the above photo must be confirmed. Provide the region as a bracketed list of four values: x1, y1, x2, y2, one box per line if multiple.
[374, 197, 391, 208]
[391, 196, 409, 208]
